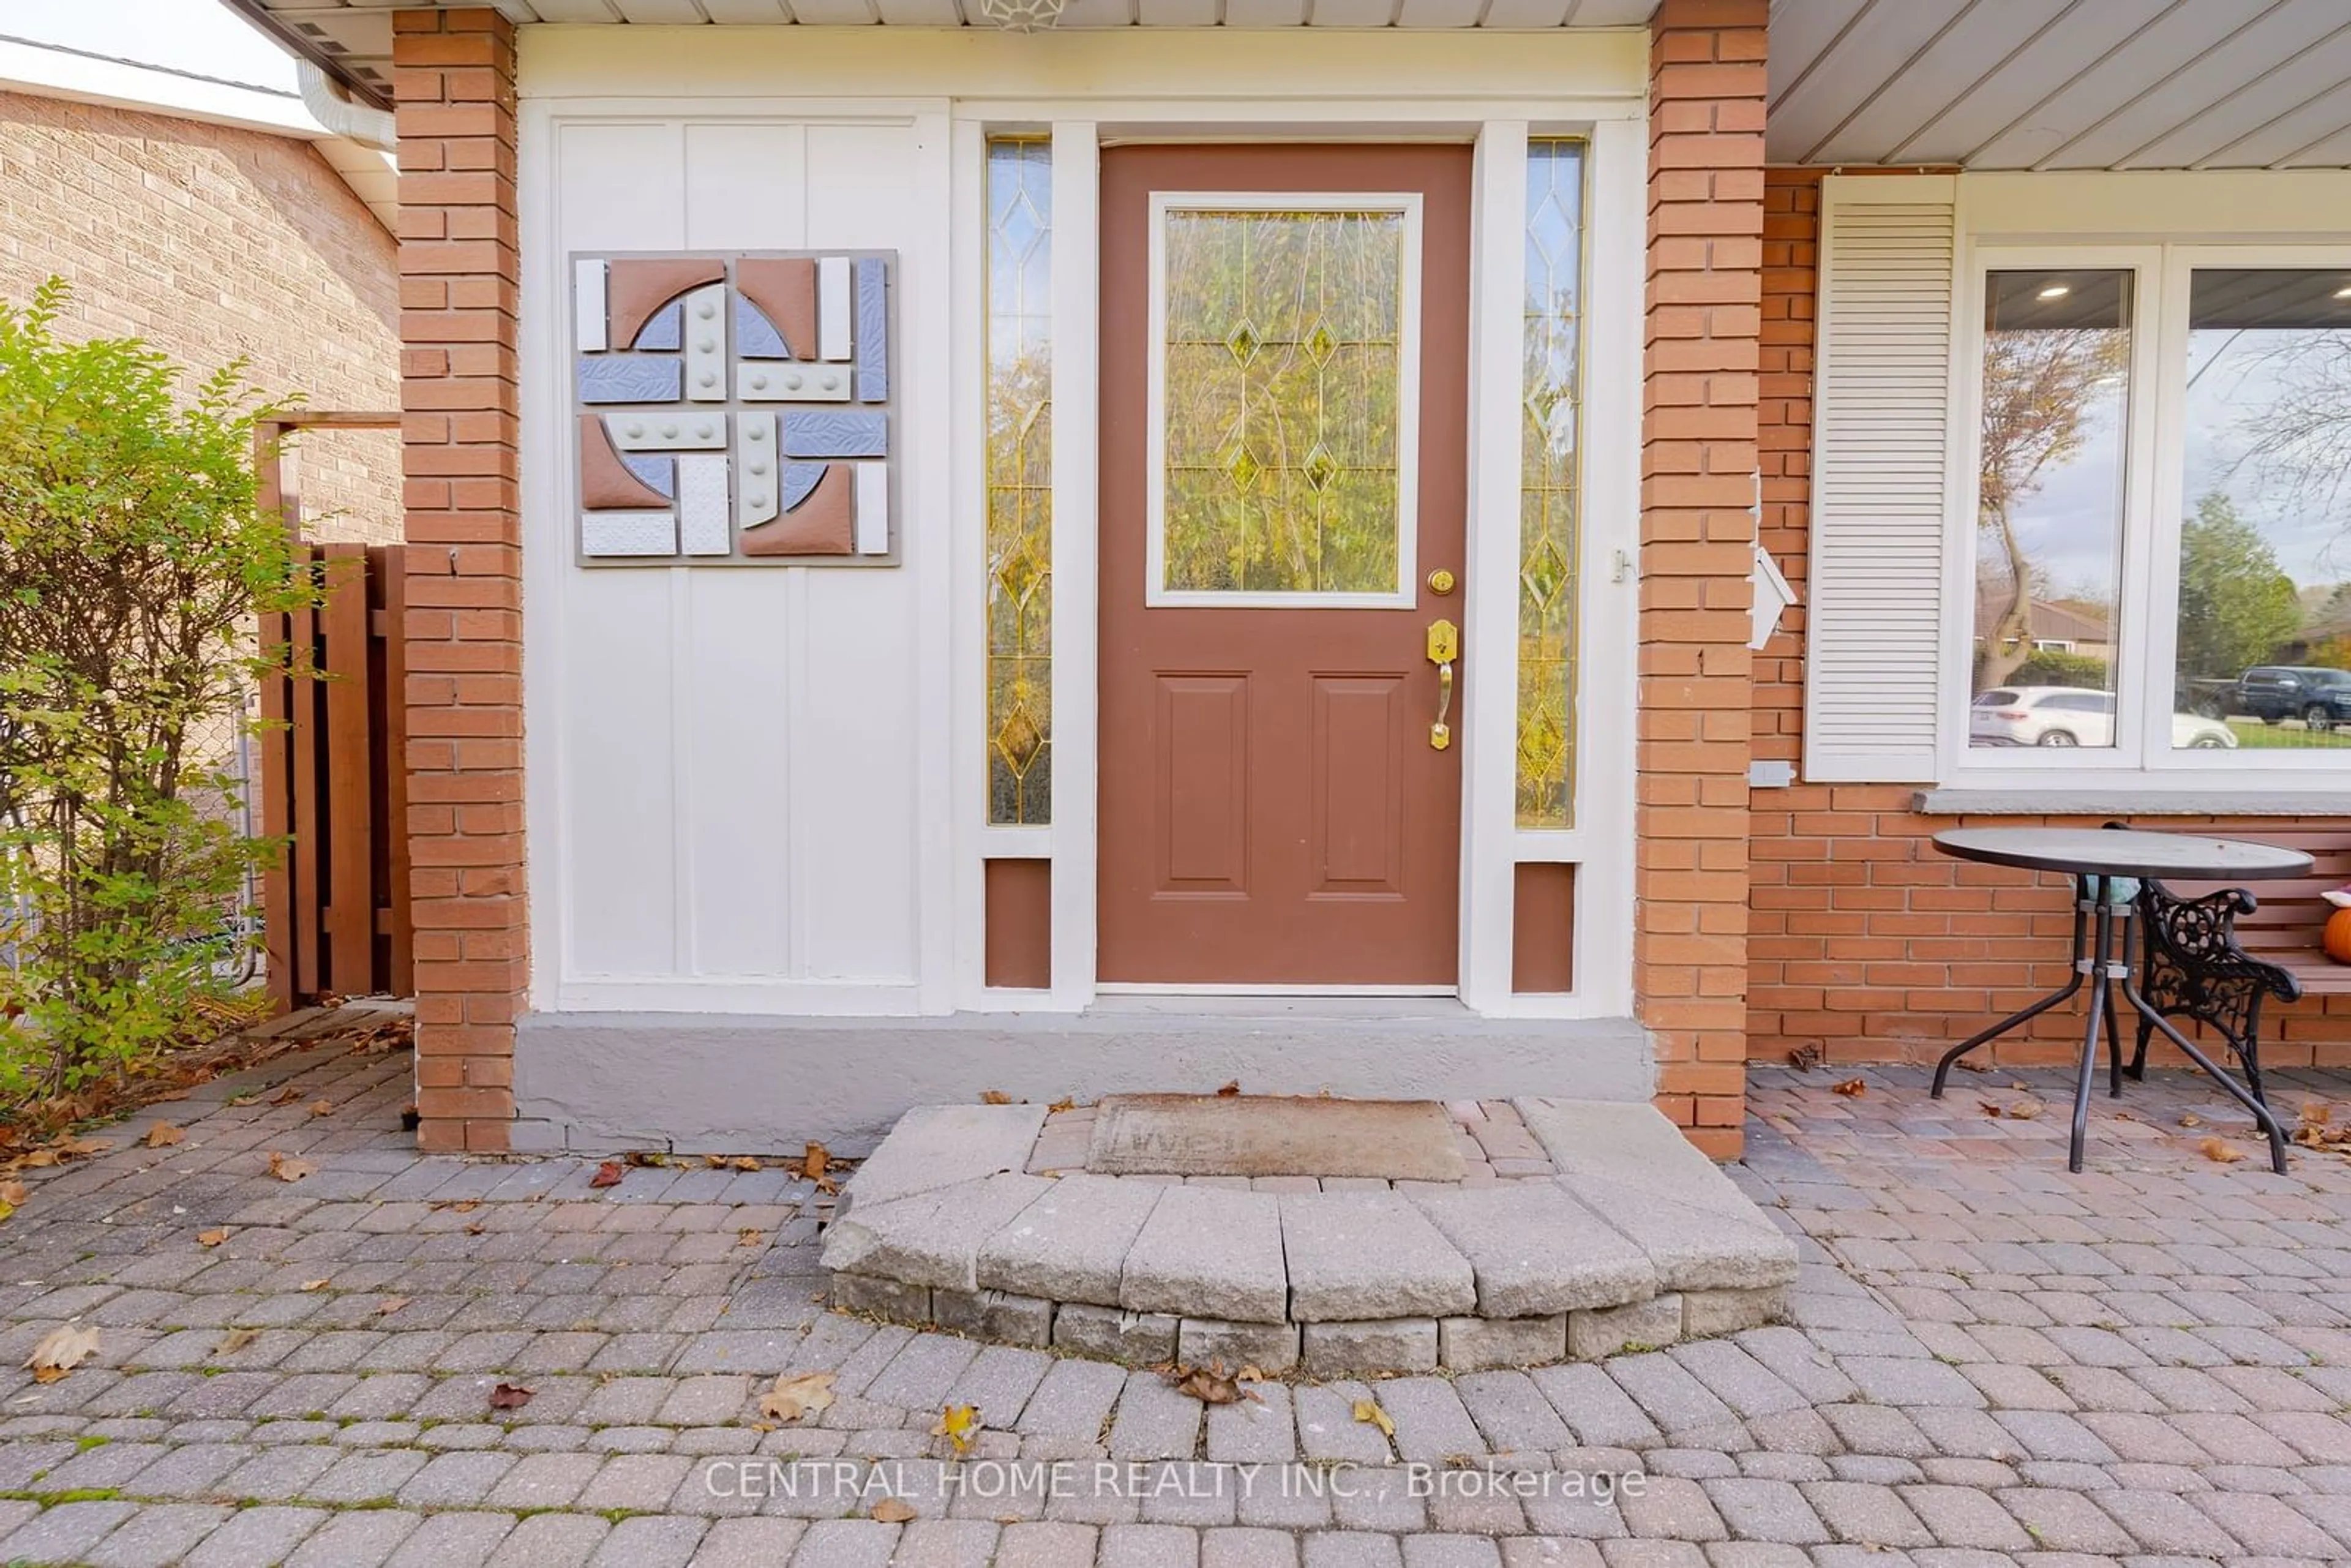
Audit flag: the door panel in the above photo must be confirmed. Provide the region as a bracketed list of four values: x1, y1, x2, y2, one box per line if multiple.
[1311, 677, 1405, 895]
[1100, 144, 1469, 986]
[1157, 675, 1250, 893]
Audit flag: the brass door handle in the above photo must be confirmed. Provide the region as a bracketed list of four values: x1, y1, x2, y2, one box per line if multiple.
[1427, 619, 1458, 751]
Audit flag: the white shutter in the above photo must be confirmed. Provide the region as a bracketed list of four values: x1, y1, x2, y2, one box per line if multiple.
[1803, 175, 1958, 783]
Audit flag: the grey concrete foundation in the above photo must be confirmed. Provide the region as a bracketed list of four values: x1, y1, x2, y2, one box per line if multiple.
[513, 1002, 1655, 1154]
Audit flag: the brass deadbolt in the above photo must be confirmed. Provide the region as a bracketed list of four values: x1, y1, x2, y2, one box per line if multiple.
[1427, 568, 1457, 596]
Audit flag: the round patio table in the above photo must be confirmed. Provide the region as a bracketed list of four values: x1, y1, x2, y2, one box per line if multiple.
[1927, 826, 2312, 1173]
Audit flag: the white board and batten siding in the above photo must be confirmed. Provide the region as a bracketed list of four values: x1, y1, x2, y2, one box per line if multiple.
[526, 114, 951, 1015]
[1803, 174, 1960, 785]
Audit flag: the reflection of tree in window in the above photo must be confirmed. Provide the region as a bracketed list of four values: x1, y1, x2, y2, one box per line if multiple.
[1974, 272, 2129, 696]
[2177, 272, 2351, 739]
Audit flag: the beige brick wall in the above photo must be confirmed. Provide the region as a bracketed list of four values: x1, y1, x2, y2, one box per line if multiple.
[0, 89, 400, 543]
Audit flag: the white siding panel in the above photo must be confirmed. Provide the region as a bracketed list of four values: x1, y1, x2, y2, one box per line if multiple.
[550, 114, 929, 996]
[555, 122, 684, 977]
[1804, 176, 1957, 784]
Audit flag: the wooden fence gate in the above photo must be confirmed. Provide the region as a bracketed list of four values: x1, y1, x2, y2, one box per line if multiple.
[255, 415, 413, 1008]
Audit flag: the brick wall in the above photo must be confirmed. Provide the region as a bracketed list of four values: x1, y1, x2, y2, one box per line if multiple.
[1641, 0, 1766, 1158]
[0, 90, 400, 543]
[396, 7, 525, 1153]
[1749, 166, 2351, 1073]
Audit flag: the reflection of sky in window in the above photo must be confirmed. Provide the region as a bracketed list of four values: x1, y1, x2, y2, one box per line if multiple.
[1989, 375, 2128, 601]
[2184, 331, 2350, 589]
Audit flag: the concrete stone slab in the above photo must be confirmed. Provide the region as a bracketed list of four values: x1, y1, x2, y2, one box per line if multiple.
[1088, 1095, 1464, 1180]
[1280, 1191, 1475, 1321]
[1176, 1317, 1301, 1375]
[1407, 1181, 1656, 1316]
[1121, 1187, 1287, 1324]
[841, 1105, 1049, 1209]
[1558, 1174, 1796, 1293]
[1300, 1319, 1440, 1377]
[929, 1288, 1052, 1348]
[820, 1174, 1054, 1290]
[1570, 1294, 1684, 1360]
[977, 1174, 1165, 1306]
[1439, 1316, 1567, 1372]
[1052, 1304, 1179, 1367]
[1516, 1098, 1756, 1218]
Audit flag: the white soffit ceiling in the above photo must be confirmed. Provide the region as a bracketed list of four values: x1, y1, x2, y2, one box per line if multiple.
[229, 0, 1663, 109]
[1772, 0, 2351, 171]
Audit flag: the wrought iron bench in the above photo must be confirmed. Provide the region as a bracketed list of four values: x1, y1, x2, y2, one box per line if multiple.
[2129, 877, 2301, 1105]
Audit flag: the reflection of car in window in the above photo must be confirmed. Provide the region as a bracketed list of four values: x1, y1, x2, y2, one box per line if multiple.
[2236, 666, 2351, 732]
[1969, 686, 2238, 749]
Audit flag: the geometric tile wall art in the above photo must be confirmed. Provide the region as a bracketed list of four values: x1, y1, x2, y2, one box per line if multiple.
[571, 251, 896, 565]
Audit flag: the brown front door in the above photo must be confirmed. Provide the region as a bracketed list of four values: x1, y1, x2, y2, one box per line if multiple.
[1098, 144, 1470, 988]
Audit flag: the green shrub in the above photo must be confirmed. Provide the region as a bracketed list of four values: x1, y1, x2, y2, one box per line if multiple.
[2007, 649, 2110, 691]
[0, 279, 316, 1103]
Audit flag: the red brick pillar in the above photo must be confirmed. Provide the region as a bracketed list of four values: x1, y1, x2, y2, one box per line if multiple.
[395, 7, 523, 1153]
[1640, 0, 1766, 1158]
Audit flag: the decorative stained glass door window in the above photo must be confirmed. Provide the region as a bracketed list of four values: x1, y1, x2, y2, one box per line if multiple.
[1517, 139, 1588, 828]
[1147, 194, 1422, 607]
[986, 138, 1052, 825]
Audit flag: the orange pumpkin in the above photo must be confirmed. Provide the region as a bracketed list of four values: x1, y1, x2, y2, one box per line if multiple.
[2327, 907, 2351, 965]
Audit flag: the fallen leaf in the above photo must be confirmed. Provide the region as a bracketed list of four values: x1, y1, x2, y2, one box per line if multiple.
[0, 1177, 26, 1206]
[27, 1324, 99, 1382]
[488, 1382, 534, 1411]
[980, 1090, 1011, 1105]
[737, 1228, 764, 1248]
[300, 1279, 329, 1292]
[0, 1201, 12, 1225]
[2303, 1101, 2332, 1128]
[703, 1153, 728, 1169]
[801, 1142, 838, 1195]
[215, 1327, 259, 1356]
[1168, 1359, 1256, 1405]
[589, 1160, 624, 1190]
[729, 1156, 760, 1172]
[1787, 1045, 1824, 1071]
[1978, 1101, 2005, 1119]
[144, 1122, 184, 1149]
[2178, 1112, 2204, 1129]
[20, 1150, 57, 1168]
[375, 1297, 411, 1317]
[1831, 1078, 1866, 1097]
[429, 1199, 480, 1214]
[464, 1222, 486, 1236]
[1352, 1397, 1396, 1438]
[2198, 1136, 2246, 1165]
[759, 1370, 837, 1424]
[269, 1086, 302, 1106]
[624, 1150, 666, 1168]
[931, 1402, 983, 1455]
[1047, 1097, 1076, 1114]
[226, 1093, 258, 1108]
[2006, 1097, 2044, 1120]
[1215, 1080, 1240, 1097]
[197, 1227, 229, 1247]
[266, 1152, 314, 1183]
[871, 1498, 916, 1523]
[1237, 1365, 1265, 1384]
[307, 1100, 334, 1118]
[58, 1138, 108, 1158]
[1955, 1057, 1992, 1073]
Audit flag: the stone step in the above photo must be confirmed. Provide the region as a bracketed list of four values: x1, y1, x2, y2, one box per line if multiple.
[823, 1097, 1796, 1374]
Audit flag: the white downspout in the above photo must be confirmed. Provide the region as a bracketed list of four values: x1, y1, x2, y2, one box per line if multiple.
[298, 61, 394, 152]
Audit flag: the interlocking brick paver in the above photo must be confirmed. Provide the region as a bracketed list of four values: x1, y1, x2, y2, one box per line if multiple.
[10, 1038, 2351, 1565]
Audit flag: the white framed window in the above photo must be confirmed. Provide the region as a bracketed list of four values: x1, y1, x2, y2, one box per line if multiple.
[1947, 243, 2351, 786]
[1144, 192, 1423, 610]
